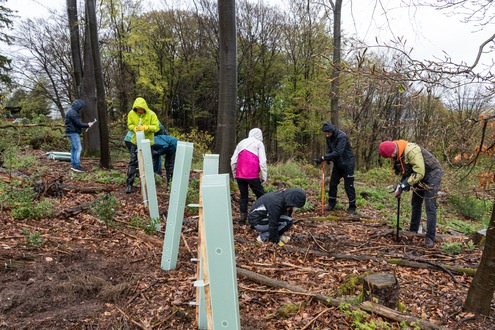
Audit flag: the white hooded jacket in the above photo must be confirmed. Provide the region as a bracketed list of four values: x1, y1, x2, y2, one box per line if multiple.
[230, 128, 267, 182]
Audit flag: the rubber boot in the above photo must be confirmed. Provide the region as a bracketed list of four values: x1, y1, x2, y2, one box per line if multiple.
[239, 213, 248, 225]
[126, 165, 137, 194]
[125, 185, 132, 194]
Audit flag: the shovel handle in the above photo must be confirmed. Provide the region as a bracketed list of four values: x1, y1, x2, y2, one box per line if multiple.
[396, 196, 401, 241]
[321, 162, 325, 215]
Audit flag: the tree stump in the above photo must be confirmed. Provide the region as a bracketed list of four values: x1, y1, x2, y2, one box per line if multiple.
[362, 273, 399, 309]
[471, 229, 486, 245]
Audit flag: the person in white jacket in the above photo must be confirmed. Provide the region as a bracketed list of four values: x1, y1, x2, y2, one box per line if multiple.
[231, 128, 268, 225]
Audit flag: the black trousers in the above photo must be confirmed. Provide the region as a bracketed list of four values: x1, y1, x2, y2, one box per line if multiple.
[125, 141, 138, 186]
[236, 178, 265, 214]
[328, 165, 356, 208]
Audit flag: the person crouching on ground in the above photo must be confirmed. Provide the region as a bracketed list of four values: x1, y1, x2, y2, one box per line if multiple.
[248, 188, 306, 246]
[378, 140, 443, 248]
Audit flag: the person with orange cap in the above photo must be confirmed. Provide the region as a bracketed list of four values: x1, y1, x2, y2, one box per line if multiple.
[378, 140, 443, 248]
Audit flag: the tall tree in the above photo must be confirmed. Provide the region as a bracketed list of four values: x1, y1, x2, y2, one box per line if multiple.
[67, 0, 83, 94]
[329, 0, 342, 127]
[215, 0, 237, 174]
[0, 0, 14, 85]
[87, 0, 110, 168]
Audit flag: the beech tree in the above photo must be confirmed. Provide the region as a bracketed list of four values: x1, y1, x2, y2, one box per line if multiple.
[0, 0, 13, 85]
[216, 0, 237, 174]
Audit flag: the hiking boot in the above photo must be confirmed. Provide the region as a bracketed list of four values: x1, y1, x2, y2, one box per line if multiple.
[238, 213, 248, 225]
[280, 235, 291, 244]
[71, 165, 86, 173]
[125, 185, 133, 194]
[347, 207, 357, 214]
[423, 237, 435, 248]
[324, 205, 335, 212]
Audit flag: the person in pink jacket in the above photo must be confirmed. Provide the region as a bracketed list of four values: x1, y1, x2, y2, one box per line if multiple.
[231, 128, 267, 225]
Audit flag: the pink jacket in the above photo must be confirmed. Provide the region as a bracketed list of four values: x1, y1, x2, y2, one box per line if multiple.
[230, 128, 267, 182]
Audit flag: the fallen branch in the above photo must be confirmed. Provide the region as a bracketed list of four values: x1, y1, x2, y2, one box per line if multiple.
[63, 184, 113, 194]
[236, 267, 450, 330]
[301, 307, 333, 330]
[55, 203, 91, 218]
[283, 246, 476, 277]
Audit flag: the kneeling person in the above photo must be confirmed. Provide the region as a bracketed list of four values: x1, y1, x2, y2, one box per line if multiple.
[248, 188, 306, 246]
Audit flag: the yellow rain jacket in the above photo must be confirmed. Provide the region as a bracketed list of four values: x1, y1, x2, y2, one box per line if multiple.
[127, 97, 160, 145]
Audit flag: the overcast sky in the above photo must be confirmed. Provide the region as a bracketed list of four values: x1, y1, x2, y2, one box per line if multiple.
[6, 0, 494, 72]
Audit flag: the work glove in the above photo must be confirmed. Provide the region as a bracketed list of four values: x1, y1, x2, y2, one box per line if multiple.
[133, 126, 140, 133]
[394, 179, 410, 198]
[88, 121, 94, 128]
[313, 156, 324, 165]
[142, 125, 149, 131]
[277, 240, 285, 247]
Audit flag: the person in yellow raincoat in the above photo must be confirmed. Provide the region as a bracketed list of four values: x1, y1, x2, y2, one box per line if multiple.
[125, 97, 159, 193]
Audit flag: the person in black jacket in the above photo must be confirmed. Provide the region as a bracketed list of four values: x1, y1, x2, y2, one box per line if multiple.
[64, 99, 95, 173]
[248, 188, 306, 246]
[315, 122, 357, 214]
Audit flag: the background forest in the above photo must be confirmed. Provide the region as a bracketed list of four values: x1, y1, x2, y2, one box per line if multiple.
[1, 0, 493, 171]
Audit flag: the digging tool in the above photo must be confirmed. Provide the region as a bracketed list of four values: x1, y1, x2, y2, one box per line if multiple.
[396, 195, 401, 241]
[321, 161, 325, 215]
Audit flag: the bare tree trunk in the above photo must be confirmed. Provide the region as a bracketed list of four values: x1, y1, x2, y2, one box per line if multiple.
[215, 0, 237, 174]
[80, 0, 99, 155]
[464, 202, 495, 315]
[67, 0, 83, 101]
[330, 0, 342, 126]
[86, 0, 110, 168]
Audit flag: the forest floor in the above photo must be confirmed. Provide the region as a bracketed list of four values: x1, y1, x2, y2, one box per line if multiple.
[0, 149, 494, 330]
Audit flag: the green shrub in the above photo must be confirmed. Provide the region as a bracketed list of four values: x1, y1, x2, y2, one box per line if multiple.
[440, 242, 463, 255]
[88, 169, 126, 185]
[3, 147, 39, 171]
[447, 218, 482, 235]
[21, 229, 45, 247]
[0, 183, 55, 220]
[90, 193, 120, 227]
[448, 195, 487, 221]
[169, 128, 213, 167]
[129, 215, 160, 235]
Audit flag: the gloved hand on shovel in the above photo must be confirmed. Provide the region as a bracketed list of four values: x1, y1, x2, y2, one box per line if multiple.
[313, 156, 324, 165]
[313, 156, 331, 166]
[394, 179, 410, 198]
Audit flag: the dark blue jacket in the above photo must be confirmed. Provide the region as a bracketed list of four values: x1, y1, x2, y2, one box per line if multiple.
[64, 99, 89, 134]
[248, 188, 306, 242]
[322, 122, 355, 170]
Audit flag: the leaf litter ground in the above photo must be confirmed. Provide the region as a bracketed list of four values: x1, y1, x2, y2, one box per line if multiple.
[0, 150, 494, 329]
